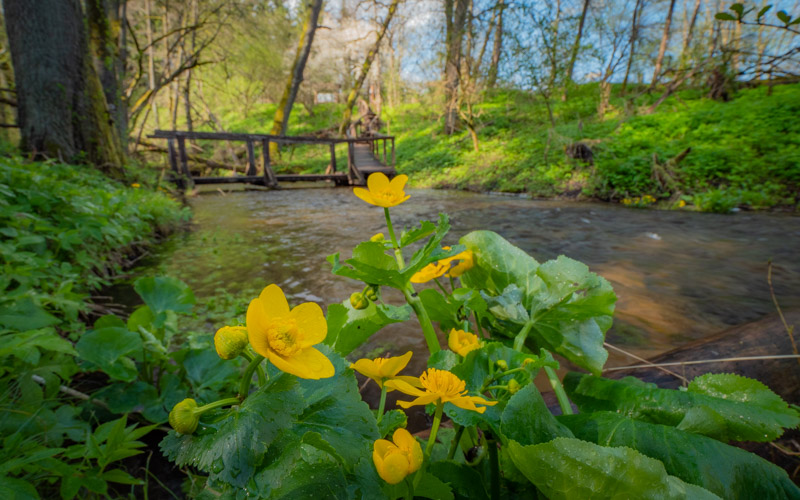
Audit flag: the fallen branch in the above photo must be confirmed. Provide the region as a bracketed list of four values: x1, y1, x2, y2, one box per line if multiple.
[136, 139, 239, 173]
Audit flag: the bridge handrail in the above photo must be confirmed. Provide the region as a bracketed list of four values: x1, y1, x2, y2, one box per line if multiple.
[149, 129, 393, 144]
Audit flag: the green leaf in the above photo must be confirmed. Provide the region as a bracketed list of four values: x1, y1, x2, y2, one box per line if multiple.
[126, 305, 155, 333]
[101, 469, 144, 485]
[501, 383, 573, 445]
[75, 327, 142, 382]
[254, 440, 348, 499]
[445, 343, 540, 429]
[715, 12, 737, 20]
[0, 298, 60, 330]
[414, 471, 454, 500]
[324, 300, 411, 356]
[428, 461, 488, 500]
[730, 3, 745, 17]
[0, 475, 40, 500]
[427, 349, 460, 371]
[461, 231, 614, 374]
[757, 5, 772, 20]
[133, 276, 195, 315]
[400, 220, 436, 247]
[160, 375, 304, 487]
[561, 411, 800, 499]
[377, 410, 407, 438]
[507, 438, 721, 499]
[564, 373, 800, 442]
[776, 10, 791, 23]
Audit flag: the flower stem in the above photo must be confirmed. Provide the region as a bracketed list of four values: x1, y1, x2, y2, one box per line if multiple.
[513, 319, 535, 351]
[404, 476, 414, 500]
[433, 277, 450, 296]
[488, 438, 500, 500]
[377, 384, 388, 424]
[196, 397, 240, 414]
[425, 401, 445, 458]
[238, 354, 265, 400]
[385, 206, 441, 355]
[544, 365, 574, 415]
[447, 424, 465, 460]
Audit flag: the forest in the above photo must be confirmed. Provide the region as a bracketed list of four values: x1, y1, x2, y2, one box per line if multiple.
[1, 0, 799, 498]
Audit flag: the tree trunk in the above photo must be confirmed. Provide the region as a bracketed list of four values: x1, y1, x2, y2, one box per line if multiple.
[86, 0, 126, 147]
[486, 0, 505, 88]
[184, 0, 198, 133]
[339, 0, 399, 136]
[2, 0, 124, 166]
[565, 0, 591, 85]
[682, 0, 702, 57]
[271, 0, 323, 154]
[444, 0, 468, 135]
[651, 0, 677, 88]
[621, 0, 644, 95]
[144, 0, 159, 128]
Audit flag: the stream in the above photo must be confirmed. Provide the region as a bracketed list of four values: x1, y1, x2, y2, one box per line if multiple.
[122, 186, 800, 386]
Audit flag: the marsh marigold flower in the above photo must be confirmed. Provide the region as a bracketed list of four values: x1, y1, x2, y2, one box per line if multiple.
[448, 329, 481, 357]
[410, 248, 474, 283]
[373, 428, 423, 484]
[385, 368, 497, 414]
[214, 325, 249, 360]
[353, 172, 410, 208]
[246, 284, 334, 380]
[350, 351, 421, 390]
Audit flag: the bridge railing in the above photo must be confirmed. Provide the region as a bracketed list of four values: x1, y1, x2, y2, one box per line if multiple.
[148, 130, 395, 188]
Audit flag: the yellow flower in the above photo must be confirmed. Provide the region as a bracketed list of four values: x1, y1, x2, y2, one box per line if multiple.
[385, 368, 498, 414]
[372, 428, 423, 484]
[410, 247, 474, 283]
[214, 325, 249, 360]
[350, 351, 421, 390]
[353, 172, 410, 208]
[246, 284, 334, 380]
[448, 329, 481, 357]
[678, 200, 687, 208]
[131, 183, 141, 188]
[370, 233, 386, 243]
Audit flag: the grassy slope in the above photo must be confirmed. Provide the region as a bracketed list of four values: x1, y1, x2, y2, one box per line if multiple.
[220, 83, 799, 212]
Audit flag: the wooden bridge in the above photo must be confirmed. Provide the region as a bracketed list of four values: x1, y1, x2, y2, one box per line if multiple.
[150, 129, 396, 188]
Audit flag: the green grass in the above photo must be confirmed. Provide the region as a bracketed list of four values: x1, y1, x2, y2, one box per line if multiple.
[203, 83, 800, 212]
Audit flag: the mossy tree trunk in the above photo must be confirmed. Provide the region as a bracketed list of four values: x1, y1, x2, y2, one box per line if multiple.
[444, 0, 468, 135]
[2, 0, 125, 167]
[270, 0, 323, 156]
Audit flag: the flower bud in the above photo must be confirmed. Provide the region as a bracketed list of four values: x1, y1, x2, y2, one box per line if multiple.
[508, 379, 521, 395]
[169, 398, 200, 435]
[350, 292, 369, 310]
[522, 358, 535, 367]
[370, 233, 386, 243]
[495, 359, 508, 371]
[214, 326, 249, 360]
[373, 428, 423, 484]
[364, 287, 379, 301]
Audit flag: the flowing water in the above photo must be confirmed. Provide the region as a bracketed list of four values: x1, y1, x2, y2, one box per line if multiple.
[127, 186, 800, 379]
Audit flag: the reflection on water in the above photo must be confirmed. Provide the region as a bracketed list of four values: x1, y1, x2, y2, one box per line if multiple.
[138, 187, 800, 371]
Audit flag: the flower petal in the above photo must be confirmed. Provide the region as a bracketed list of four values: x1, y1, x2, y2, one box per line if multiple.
[267, 347, 335, 380]
[353, 187, 376, 205]
[367, 172, 390, 192]
[259, 284, 290, 317]
[392, 376, 424, 388]
[384, 378, 427, 397]
[351, 359, 381, 384]
[373, 439, 395, 459]
[378, 451, 410, 484]
[392, 428, 415, 450]
[381, 351, 413, 378]
[246, 298, 272, 358]
[388, 174, 408, 193]
[290, 302, 327, 346]
[396, 394, 440, 408]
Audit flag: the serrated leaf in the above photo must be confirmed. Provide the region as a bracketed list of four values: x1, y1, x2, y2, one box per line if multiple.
[400, 220, 436, 247]
[160, 375, 304, 487]
[561, 411, 800, 499]
[377, 410, 407, 438]
[564, 373, 800, 442]
[0, 298, 60, 330]
[429, 461, 489, 500]
[414, 471, 454, 500]
[254, 440, 348, 499]
[324, 300, 411, 356]
[501, 383, 573, 445]
[460, 230, 540, 296]
[508, 438, 721, 499]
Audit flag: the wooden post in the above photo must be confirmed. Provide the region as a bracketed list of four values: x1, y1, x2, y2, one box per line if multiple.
[329, 142, 336, 172]
[261, 139, 278, 188]
[383, 138, 387, 165]
[176, 136, 193, 189]
[391, 137, 395, 167]
[246, 139, 257, 176]
[167, 138, 179, 175]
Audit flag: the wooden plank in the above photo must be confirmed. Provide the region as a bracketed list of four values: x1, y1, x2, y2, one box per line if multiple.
[245, 140, 257, 176]
[149, 129, 393, 145]
[261, 139, 278, 188]
[167, 138, 179, 175]
[191, 174, 348, 185]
